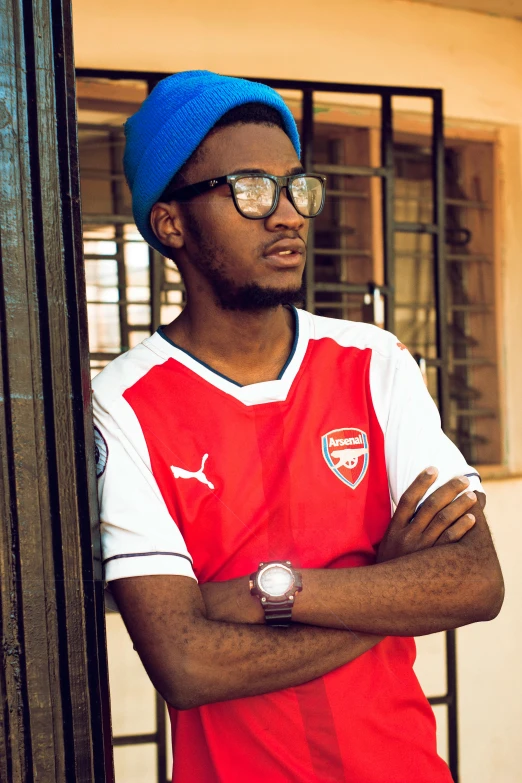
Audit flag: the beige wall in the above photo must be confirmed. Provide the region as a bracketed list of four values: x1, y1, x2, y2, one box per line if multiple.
[72, 0, 521, 129]
[73, 0, 522, 780]
[458, 478, 522, 782]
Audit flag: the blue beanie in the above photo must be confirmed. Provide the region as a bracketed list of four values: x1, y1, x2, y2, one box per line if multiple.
[123, 70, 301, 253]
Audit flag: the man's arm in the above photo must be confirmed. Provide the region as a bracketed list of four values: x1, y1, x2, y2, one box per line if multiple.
[200, 471, 504, 637]
[110, 470, 487, 711]
[110, 575, 382, 711]
[94, 395, 381, 711]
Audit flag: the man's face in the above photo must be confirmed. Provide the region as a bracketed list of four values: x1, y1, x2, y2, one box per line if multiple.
[163, 123, 310, 311]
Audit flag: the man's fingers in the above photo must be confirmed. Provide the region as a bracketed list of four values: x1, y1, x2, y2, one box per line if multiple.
[434, 513, 476, 546]
[410, 475, 471, 532]
[420, 492, 477, 545]
[392, 467, 439, 529]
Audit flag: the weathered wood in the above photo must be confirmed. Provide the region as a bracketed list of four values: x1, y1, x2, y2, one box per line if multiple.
[0, 0, 113, 781]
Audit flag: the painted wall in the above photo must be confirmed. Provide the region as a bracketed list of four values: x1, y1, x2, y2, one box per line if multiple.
[72, 0, 521, 130]
[72, 0, 522, 780]
[457, 478, 522, 782]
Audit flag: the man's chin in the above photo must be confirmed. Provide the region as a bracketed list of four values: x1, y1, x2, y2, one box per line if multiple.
[214, 280, 306, 312]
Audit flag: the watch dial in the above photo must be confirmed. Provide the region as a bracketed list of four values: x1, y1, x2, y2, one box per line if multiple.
[259, 566, 293, 597]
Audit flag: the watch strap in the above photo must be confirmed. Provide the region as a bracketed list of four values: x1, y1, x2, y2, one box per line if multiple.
[263, 598, 294, 627]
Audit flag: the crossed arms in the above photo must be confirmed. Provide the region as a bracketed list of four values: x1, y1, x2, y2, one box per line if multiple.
[110, 469, 504, 710]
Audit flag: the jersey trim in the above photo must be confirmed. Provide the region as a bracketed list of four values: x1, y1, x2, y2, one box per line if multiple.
[103, 551, 194, 565]
[145, 306, 309, 405]
[276, 305, 300, 378]
[157, 326, 243, 387]
[156, 305, 300, 388]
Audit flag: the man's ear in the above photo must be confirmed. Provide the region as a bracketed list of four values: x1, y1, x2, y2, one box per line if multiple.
[150, 201, 185, 252]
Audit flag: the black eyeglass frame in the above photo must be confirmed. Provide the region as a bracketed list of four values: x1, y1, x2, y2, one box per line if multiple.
[160, 172, 327, 220]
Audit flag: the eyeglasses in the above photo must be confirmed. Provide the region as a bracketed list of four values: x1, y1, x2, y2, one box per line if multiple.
[160, 172, 327, 220]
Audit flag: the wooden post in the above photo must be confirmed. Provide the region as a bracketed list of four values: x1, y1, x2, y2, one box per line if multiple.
[0, 0, 113, 780]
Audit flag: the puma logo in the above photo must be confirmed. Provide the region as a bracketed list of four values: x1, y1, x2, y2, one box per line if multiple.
[171, 453, 215, 490]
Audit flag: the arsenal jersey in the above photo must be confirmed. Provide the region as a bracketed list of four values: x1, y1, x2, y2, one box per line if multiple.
[93, 307, 482, 783]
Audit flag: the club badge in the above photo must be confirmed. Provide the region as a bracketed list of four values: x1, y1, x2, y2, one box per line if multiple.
[321, 427, 369, 489]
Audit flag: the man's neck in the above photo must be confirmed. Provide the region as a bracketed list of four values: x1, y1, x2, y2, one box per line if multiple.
[161, 302, 296, 386]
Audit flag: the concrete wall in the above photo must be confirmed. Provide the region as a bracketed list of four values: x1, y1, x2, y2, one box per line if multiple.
[72, 0, 522, 779]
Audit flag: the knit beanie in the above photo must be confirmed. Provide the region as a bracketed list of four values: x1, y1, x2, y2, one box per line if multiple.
[123, 70, 301, 253]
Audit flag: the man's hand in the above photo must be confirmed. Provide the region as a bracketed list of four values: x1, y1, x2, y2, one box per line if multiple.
[376, 467, 477, 563]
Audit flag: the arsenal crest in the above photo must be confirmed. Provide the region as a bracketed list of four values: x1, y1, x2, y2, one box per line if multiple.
[321, 427, 369, 489]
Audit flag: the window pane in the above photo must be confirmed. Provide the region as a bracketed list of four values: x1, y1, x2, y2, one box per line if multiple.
[393, 138, 500, 465]
[87, 303, 120, 353]
[309, 122, 384, 323]
[113, 745, 157, 783]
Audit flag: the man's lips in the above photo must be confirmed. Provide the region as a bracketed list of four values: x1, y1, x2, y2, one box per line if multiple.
[262, 239, 305, 267]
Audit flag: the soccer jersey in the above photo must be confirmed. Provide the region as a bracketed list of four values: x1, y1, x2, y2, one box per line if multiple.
[93, 307, 483, 783]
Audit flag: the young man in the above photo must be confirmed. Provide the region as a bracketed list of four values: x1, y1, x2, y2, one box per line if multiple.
[93, 71, 504, 782]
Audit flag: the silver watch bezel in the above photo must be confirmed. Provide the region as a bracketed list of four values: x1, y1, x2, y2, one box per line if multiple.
[256, 561, 296, 599]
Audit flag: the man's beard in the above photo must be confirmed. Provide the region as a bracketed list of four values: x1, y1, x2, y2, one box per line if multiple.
[202, 270, 306, 311]
[179, 210, 306, 311]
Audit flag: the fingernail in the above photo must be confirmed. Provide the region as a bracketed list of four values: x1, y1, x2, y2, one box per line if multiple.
[458, 475, 470, 486]
[466, 491, 476, 501]
[466, 513, 475, 522]
[425, 466, 438, 476]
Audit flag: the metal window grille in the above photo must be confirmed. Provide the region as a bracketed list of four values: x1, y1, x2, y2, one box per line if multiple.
[76, 68, 499, 783]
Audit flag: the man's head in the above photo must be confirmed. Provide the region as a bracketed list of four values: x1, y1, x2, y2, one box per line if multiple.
[124, 71, 314, 311]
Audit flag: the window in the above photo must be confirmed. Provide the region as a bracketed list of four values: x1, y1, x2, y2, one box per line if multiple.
[301, 110, 501, 467]
[77, 78, 186, 381]
[394, 138, 500, 466]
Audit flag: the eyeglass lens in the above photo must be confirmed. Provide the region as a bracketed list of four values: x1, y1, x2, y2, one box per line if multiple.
[235, 177, 276, 216]
[291, 176, 323, 216]
[234, 176, 323, 218]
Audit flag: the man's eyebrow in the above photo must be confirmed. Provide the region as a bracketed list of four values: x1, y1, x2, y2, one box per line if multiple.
[229, 166, 306, 176]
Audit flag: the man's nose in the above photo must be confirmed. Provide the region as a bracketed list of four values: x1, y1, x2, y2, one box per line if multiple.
[265, 187, 306, 231]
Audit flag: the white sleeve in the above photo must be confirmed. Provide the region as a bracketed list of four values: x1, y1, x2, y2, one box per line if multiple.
[93, 391, 197, 598]
[372, 342, 484, 508]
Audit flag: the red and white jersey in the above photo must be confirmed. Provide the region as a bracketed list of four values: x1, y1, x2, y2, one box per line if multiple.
[93, 307, 482, 783]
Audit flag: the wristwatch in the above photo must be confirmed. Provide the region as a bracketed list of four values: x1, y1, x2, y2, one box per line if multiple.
[249, 561, 303, 627]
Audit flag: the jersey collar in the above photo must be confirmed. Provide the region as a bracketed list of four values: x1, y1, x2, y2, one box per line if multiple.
[146, 306, 309, 406]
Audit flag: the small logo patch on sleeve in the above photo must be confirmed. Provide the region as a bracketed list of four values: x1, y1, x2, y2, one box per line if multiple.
[397, 342, 407, 351]
[94, 425, 109, 478]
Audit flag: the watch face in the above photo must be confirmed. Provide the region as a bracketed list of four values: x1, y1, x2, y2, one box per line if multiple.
[259, 565, 294, 597]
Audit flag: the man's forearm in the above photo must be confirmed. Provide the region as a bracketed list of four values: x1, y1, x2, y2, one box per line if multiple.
[294, 550, 499, 635]
[179, 618, 382, 708]
[202, 556, 496, 637]
[111, 575, 382, 712]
